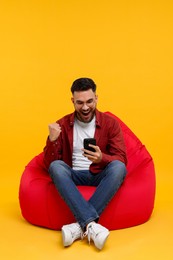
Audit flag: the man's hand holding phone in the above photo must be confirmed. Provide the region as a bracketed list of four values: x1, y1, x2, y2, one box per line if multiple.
[83, 138, 102, 164]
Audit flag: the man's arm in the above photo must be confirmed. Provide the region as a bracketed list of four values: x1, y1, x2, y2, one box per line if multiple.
[43, 122, 62, 169]
[101, 121, 127, 166]
[89, 118, 127, 173]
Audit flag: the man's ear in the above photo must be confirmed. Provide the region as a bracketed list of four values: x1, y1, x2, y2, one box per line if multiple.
[71, 97, 74, 103]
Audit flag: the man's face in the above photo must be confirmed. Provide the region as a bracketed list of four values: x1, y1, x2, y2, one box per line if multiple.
[71, 89, 98, 123]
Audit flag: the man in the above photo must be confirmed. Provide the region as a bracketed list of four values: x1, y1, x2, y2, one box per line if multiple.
[43, 78, 127, 250]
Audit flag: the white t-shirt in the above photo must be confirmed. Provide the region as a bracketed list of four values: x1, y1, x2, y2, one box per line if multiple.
[72, 116, 96, 170]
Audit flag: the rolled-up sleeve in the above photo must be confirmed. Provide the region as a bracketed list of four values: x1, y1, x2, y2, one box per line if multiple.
[43, 137, 62, 169]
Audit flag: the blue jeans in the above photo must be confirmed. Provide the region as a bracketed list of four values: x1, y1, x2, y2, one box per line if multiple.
[49, 160, 126, 230]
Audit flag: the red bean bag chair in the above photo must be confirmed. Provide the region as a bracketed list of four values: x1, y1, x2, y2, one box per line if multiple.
[19, 112, 156, 230]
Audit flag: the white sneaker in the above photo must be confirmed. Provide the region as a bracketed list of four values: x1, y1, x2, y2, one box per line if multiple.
[61, 222, 83, 247]
[86, 222, 110, 250]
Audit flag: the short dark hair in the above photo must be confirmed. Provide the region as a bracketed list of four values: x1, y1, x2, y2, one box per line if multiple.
[71, 78, 96, 93]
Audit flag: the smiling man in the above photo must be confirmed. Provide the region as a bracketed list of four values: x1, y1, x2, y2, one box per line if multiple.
[43, 78, 127, 250]
[72, 86, 97, 123]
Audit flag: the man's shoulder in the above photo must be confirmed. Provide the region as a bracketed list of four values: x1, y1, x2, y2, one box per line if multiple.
[96, 110, 119, 125]
[56, 112, 74, 125]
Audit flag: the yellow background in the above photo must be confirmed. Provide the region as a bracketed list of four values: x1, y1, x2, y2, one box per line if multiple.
[0, 0, 173, 259]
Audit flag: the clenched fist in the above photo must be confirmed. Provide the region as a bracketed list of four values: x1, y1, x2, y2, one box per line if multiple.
[48, 123, 61, 142]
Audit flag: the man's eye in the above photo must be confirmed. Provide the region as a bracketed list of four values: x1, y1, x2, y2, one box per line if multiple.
[87, 100, 93, 104]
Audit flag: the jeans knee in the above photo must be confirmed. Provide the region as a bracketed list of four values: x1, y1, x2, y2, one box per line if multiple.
[49, 160, 64, 176]
[49, 160, 65, 169]
[109, 160, 127, 181]
[49, 160, 72, 182]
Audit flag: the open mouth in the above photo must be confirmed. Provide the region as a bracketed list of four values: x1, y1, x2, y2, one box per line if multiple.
[77, 110, 94, 122]
[82, 111, 90, 116]
[80, 110, 92, 121]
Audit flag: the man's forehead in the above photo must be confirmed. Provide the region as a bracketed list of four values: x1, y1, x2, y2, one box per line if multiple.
[73, 90, 96, 100]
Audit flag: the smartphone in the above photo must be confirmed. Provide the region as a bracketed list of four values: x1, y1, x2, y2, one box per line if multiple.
[83, 138, 96, 152]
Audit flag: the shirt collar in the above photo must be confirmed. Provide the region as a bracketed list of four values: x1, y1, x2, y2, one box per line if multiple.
[95, 109, 101, 127]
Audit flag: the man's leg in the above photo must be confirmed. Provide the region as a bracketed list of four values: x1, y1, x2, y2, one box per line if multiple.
[49, 160, 126, 249]
[49, 160, 99, 230]
[78, 160, 126, 249]
[88, 160, 127, 215]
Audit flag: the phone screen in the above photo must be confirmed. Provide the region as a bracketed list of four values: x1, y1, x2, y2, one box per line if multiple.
[83, 138, 96, 152]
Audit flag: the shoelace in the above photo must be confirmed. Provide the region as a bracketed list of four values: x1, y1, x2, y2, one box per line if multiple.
[82, 223, 97, 244]
[82, 229, 87, 237]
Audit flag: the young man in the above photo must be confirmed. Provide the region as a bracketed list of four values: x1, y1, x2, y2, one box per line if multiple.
[43, 78, 127, 250]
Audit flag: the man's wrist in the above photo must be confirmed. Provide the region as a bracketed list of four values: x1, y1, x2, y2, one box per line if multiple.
[49, 136, 58, 142]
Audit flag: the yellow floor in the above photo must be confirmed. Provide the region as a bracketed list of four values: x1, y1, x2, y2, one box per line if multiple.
[1, 168, 173, 260]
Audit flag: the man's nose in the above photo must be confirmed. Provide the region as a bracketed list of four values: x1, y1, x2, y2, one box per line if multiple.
[82, 103, 89, 110]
